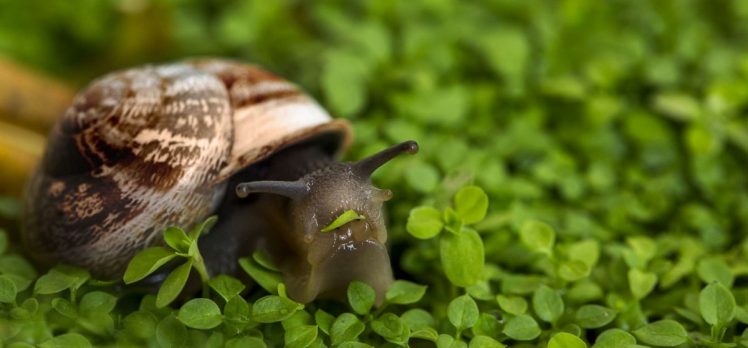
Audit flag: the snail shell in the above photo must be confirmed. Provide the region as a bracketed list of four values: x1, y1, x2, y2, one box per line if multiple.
[22, 59, 351, 279]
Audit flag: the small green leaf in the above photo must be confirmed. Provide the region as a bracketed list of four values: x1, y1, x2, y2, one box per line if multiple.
[123, 311, 158, 339]
[437, 334, 468, 348]
[315, 309, 335, 335]
[402, 308, 435, 331]
[252, 251, 280, 272]
[285, 325, 318, 348]
[625, 237, 657, 268]
[177, 298, 223, 329]
[699, 281, 736, 327]
[224, 295, 250, 326]
[385, 280, 427, 304]
[371, 313, 409, 344]
[208, 274, 246, 301]
[548, 332, 587, 348]
[34, 268, 75, 295]
[454, 185, 489, 224]
[321, 209, 365, 232]
[469, 335, 505, 348]
[322, 50, 369, 116]
[559, 260, 591, 281]
[411, 327, 440, 342]
[239, 257, 282, 294]
[520, 220, 555, 255]
[568, 240, 600, 268]
[156, 260, 193, 308]
[441, 228, 485, 287]
[156, 315, 187, 348]
[496, 294, 528, 315]
[407, 206, 444, 239]
[473, 313, 501, 338]
[189, 215, 218, 240]
[331, 313, 366, 345]
[467, 281, 493, 301]
[533, 285, 564, 323]
[448, 294, 480, 330]
[0, 255, 36, 291]
[51, 298, 77, 319]
[282, 310, 312, 329]
[164, 226, 191, 253]
[632, 320, 688, 347]
[347, 280, 375, 315]
[405, 160, 440, 193]
[39, 333, 92, 348]
[628, 269, 657, 300]
[575, 305, 617, 329]
[79, 291, 117, 315]
[503, 314, 541, 341]
[592, 329, 637, 348]
[0, 275, 17, 303]
[252, 295, 303, 323]
[697, 258, 734, 287]
[123, 247, 177, 284]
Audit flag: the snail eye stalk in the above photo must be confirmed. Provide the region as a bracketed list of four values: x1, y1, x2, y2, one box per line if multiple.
[352, 140, 419, 178]
[236, 180, 309, 200]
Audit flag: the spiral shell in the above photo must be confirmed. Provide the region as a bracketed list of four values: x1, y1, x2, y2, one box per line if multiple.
[22, 59, 351, 278]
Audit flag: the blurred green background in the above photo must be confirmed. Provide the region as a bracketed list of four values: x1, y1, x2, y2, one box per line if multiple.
[2, 0, 748, 262]
[2, 1, 748, 346]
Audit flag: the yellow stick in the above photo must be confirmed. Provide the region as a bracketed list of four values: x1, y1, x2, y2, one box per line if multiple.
[0, 56, 74, 133]
[0, 120, 45, 197]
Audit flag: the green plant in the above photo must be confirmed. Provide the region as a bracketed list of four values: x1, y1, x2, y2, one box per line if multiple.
[123, 216, 217, 307]
[3, 0, 748, 346]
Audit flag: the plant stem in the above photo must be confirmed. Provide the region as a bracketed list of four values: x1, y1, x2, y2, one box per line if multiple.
[192, 252, 211, 298]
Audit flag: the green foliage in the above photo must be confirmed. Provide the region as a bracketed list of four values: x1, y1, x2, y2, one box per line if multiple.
[320, 209, 366, 233]
[532, 285, 564, 323]
[3, 0, 748, 346]
[347, 281, 375, 315]
[177, 298, 223, 329]
[632, 320, 688, 347]
[124, 216, 217, 307]
[549, 333, 587, 348]
[407, 185, 488, 287]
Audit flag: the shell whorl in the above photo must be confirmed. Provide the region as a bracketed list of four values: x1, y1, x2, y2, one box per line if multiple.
[22, 59, 351, 279]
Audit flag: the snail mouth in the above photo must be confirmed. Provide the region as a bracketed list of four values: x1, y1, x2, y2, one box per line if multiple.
[285, 238, 393, 304]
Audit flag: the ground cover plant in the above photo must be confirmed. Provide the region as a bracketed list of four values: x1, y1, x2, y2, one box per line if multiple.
[2, 0, 748, 347]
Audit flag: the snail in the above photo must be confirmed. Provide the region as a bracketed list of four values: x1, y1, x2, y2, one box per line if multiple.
[21, 59, 418, 303]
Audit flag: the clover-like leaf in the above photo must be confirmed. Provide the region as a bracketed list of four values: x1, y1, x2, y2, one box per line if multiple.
[177, 298, 223, 329]
[331, 313, 366, 345]
[454, 185, 489, 224]
[548, 332, 587, 348]
[520, 220, 555, 255]
[699, 281, 736, 327]
[347, 280, 376, 315]
[441, 228, 485, 287]
[321, 209, 365, 232]
[164, 226, 191, 253]
[633, 320, 688, 347]
[385, 280, 427, 305]
[448, 295, 479, 330]
[208, 274, 246, 301]
[407, 206, 444, 239]
[252, 295, 303, 323]
[123, 247, 177, 284]
[156, 260, 193, 308]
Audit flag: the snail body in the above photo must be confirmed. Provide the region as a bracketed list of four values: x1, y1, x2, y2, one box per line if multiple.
[22, 59, 416, 303]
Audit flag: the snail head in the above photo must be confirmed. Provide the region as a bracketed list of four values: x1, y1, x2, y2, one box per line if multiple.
[235, 140, 418, 303]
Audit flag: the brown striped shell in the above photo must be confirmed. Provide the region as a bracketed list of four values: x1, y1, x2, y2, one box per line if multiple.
[22, 59, 352, 279]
